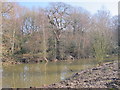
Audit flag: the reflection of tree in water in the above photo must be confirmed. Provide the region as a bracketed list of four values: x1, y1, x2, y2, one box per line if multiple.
[60, 65, 71, 80]
[12, 65, 30, 88]
[61, 66, 67, 80]
[21, 64, 46, 87]
[23, 66, 29, 80]
[12, 71, 15, 88]
[23, 65, 30, 86]
[44, 62, 48, 84]
[18, 65, 36, 87]
[29, 64, 45, 86]
[55, 62, 60, 82]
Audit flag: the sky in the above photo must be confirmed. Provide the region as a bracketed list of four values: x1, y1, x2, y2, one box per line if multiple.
[8, 0, 118, 16]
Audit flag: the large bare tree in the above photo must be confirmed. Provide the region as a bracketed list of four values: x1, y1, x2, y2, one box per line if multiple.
[47, 2, 71, 60]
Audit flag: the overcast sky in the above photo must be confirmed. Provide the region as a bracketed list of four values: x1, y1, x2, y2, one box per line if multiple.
[9, 0, 118, 16]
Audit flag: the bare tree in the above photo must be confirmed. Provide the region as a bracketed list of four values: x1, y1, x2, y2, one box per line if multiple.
[37, 8, 48, 62]
[47, 2, 71, 60]
[91, 9, 112, 60]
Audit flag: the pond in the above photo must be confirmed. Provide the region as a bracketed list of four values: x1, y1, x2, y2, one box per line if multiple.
[2, 59, 100, 88]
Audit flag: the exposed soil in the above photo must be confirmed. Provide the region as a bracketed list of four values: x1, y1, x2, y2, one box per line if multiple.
[41, 60, 119, 88]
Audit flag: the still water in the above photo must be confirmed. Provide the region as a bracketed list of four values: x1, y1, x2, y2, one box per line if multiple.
[2, 59, 99, 88]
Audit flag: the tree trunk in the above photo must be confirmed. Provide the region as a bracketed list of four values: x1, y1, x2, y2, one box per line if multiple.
[56, 39, 60, 60]
[77, 41, 80, 59]
[11, 29, 15, 55]
[42, 20, 48, 62]
[53, 29, 61, 60]
[54, 37, 56, 59]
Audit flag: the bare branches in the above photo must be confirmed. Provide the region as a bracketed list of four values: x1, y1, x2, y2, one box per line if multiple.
[2, 2, 117, 62]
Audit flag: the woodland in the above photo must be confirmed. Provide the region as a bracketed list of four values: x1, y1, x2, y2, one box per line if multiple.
[1, 2, 118, 63]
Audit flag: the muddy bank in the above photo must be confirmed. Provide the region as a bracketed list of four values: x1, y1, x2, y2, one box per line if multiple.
[42, 60, 119, 88]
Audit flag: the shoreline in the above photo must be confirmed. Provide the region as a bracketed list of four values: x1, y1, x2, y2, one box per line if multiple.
[2, 56, 118, 66]
[41, 60, 119, 88]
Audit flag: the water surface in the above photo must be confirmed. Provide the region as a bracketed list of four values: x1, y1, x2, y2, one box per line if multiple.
[3, 59, 99, 88]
